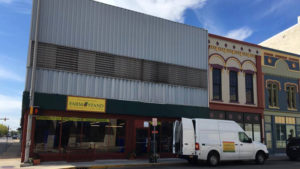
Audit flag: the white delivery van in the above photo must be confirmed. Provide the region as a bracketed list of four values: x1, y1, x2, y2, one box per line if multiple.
[173, 118, 269, 166]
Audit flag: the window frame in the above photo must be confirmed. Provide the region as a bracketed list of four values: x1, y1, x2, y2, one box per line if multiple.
[245, 73, 254, 104]
[267, 82, 279, 107]
[286, 85, 297, 109]
[212, 68, 222, 101]
[229, 70, 238, 102]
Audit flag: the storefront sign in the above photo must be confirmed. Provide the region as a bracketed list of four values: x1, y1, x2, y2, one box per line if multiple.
[223, 141, 235, 152]
[67, 96, 106, 113]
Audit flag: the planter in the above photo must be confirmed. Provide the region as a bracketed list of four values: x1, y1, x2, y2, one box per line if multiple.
[33, 159, 40, 165]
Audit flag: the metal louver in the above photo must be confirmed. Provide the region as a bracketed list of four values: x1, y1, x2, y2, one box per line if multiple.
[32, 42, 207, 88]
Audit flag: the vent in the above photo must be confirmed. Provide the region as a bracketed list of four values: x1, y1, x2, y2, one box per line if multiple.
[31, 42, 207, 88]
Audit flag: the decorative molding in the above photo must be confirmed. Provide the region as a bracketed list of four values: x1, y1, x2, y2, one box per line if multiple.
[265, 79, 281, 90]
[209, 45, 256, 58]
[284, 82, 299, 92]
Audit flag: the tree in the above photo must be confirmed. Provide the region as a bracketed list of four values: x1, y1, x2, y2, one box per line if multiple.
[0, 124, 9, 137]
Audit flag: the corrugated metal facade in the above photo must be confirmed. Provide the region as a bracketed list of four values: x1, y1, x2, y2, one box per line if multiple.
[25, 68, 208, 107]
[29, 0, 208, 69]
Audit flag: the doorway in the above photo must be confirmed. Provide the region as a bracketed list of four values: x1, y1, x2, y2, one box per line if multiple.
[135, 128, 149, 156]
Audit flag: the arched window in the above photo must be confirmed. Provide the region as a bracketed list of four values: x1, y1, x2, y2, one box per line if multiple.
[285, 83, 297, 109]
[267, 81, 279, 107]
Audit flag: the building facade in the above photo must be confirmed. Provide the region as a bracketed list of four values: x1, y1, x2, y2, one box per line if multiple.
[208, 34, 264, 142]
[260, 17, 300, 55]
[262, 47, 300, 153]
[21, 0, 209, 162]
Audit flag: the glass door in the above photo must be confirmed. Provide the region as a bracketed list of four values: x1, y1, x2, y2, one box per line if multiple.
[135, 128, 149, 156]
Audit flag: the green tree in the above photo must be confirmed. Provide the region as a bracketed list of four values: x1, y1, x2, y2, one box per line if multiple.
[0, 124, 9, 137]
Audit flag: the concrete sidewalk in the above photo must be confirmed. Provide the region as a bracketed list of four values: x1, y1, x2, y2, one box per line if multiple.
[0, 154, 289, 169]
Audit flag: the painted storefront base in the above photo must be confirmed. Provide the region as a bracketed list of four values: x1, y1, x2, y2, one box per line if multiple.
[21, 92, 209, 162]
[264, 111, 300, 154]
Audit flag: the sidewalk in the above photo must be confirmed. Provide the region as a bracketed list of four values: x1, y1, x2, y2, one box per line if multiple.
[0, 154, 289, 169]
[0, 158, 186, 169]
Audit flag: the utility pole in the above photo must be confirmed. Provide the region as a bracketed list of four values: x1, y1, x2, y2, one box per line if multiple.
[24, 0, 41, 164]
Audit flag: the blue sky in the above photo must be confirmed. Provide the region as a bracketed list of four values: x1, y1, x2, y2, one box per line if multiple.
[0, 0, 299, 130]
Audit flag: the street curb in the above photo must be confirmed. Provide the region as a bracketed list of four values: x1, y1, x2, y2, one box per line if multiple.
[65, 162, 186, 169]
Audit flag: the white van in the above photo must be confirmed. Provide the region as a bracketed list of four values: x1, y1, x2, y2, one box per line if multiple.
[173, 118, 269, 166]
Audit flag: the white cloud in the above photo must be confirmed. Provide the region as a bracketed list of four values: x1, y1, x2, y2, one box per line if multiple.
[0, 0, 13, 4]
[0, 67, 24, 82]
[225, 27, 253, 41]
[94, 0, 207, 22]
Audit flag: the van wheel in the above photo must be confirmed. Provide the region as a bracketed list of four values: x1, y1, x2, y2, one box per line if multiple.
[207, 152, 219, 166]
[255, 151, 265, 164]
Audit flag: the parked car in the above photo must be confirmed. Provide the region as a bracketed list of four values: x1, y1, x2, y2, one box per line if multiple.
[173, 118, 269, 166]
[286, 137, 300, 160]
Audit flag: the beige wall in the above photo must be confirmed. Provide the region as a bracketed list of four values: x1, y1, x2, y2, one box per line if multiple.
[260, 17, 300, 55]
[208, 36, 260, 107]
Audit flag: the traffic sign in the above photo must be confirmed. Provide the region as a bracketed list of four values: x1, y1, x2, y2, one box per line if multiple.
[152, 118, 157, 126]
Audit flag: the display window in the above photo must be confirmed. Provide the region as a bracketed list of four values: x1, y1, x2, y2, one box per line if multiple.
[34, 116, 126, 153]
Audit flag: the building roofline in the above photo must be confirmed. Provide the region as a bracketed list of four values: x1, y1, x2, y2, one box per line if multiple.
[208, 33, 260, 48]
[91, 0, 208, 33]
[262, 46, 300, 57]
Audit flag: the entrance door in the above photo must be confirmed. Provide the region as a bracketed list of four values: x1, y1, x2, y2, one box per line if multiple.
[136, 128, 149, 156]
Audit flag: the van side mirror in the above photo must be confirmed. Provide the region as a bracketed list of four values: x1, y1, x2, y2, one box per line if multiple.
[248, 138, 252, 143]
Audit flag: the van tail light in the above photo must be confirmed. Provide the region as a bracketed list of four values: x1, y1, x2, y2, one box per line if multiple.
[195, 142, 200, 150]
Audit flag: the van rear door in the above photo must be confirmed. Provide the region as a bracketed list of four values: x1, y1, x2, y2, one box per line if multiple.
[173, 120, 181, 154]
[181, 118, 196, 155]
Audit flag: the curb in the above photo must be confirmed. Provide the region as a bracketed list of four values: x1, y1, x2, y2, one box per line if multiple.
[66, 162, 186, 169]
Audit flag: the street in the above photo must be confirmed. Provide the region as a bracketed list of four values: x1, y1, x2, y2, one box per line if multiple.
[109, 159, 300, 169]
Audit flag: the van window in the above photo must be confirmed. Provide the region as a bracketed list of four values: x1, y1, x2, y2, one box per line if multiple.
[239, 132, 252, 143]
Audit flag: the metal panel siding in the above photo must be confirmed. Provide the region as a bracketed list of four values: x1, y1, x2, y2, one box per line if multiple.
[30, 0, 208, 69]
[25, 68, 208, 107]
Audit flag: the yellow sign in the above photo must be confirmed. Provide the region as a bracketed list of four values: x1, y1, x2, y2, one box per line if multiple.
[36, 116, 110, 122]
[223, 141, 235, 152]
[66, 96, 106, 113]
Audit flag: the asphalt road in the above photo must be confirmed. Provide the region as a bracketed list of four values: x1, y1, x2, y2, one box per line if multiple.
[109, 159, 300, 169]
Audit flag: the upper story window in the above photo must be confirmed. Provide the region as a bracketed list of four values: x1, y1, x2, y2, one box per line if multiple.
[286, 85, 297, 109]
[230, 71, 238, 102]
[245, 73, 254, 104]
[267, 81, 279, 107]
[213, 68, 222, 100]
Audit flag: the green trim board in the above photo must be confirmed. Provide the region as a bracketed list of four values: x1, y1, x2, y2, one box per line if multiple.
[264, 111, 300, 118]
[22, 92, 209, 119]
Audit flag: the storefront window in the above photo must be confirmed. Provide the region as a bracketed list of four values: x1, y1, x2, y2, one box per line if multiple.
[296, 118, 300, 137]
[264, 115, 272, 149]
[34, 118, 60, 153]
[245, 123, 253, 139]
[275, 116, 286, 148]
[253, 124, 261, 142]
[34, 116, 126, 153]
